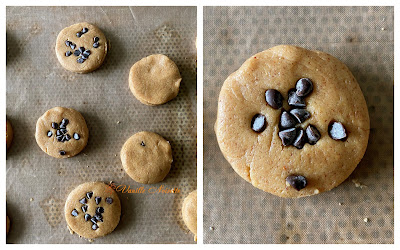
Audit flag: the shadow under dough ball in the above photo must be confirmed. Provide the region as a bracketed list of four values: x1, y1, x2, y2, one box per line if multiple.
[182, 190, 197, 241]
[6, 119, 13, 150]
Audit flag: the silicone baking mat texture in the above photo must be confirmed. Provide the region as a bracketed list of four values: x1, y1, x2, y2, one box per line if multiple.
[6, 6, 197, 244]
[203, 6, 393, 244]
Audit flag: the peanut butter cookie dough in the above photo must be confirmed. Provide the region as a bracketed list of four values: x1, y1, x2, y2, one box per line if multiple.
[121, 131, 173, 184]
[182, 190, 197, 241]
[6, 119, 13, 150]
[65, 182, 121, 240]
[35, 107, 89, 158]
[215, 45, 370, 198]
[129, 54, 181, 105]
[55, 22, 108, 73]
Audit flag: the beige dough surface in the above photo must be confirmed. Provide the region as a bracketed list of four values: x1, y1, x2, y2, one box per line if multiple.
[121, 131, 173, 184]
[64, 182, 121, 240]
[6, 119, 13, 150]
[215, 45, 370, 198]
[35, 107, 89, 159]
[129, 54, 181, 105]
[55, 22, 108, 73]
[182, 190, 197, 241]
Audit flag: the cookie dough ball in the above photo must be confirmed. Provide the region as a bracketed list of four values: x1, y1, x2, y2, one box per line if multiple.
[215, 45, 369, 198]
[182, 190, 197, 241]
[55, 22, 108, 73]
[6, 215, 10, 235]
[121, 131, 173, 184]
[6, 119, 13, 150]
[129, 54, 181, 105]
[65, 182, 121, 239]
[35, 107, 89, 158]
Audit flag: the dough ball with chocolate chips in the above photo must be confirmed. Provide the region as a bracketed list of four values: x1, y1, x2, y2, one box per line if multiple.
[215, 45, 369, 198]
[65, 182, 121, 240]
[121, 131, 173, 184]
[182, 190, 197, 241]
[35, 107, 89, 159]
[129, 54, 181, 105]
[55, 22, 108, 73]
[6, 119, 13, 150]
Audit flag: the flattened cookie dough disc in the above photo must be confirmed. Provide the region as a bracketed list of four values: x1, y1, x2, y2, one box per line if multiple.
[65, 182, 121, 239]
[55, 22, 108, 73]
[35, 107, 89, 158]
[121, 131, 173, 184]
[215, 45, 370, 198]
[129, 54, 181, 105]
[182, 190, 197, 241]
[6, 119, 13, 150]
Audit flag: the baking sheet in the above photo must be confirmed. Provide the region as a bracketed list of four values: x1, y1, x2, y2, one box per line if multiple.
[6, 6, 197, 244]
[203, 6, 393, 244]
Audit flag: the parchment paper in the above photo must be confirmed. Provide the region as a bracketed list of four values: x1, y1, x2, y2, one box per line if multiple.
[203, 6, 393, 244]
[6, 6, 197, 244]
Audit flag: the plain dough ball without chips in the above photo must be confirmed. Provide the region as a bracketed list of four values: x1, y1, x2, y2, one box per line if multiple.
[6, 119, 13, 150]
[121, 131, 173, 184]
[182, 190, 197, 241]
[129, 54, 181, 105]
[65, 182, 121, 239]
[55, 22, 108, 73]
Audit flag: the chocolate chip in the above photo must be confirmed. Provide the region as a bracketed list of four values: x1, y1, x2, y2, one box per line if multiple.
[79, 198, 87, 204]
[306, 125, 321, 145]
[65, 40, 71, 47]
[329, 121, 347, 140]
[71, 209, 78, 217]
[278, 128, 297, 146]
[96, 207, 104, 214]
[73, 50, 81, 56]
[79, 47, 85, 53]
[286, 175, 307, 191]
[95, 197, 101, 205]
[83, 50, 91, 56]
[92, 224, 98, 230]
[70, 43, 76, 50]
[251, 114, 267, 133]
[73, 133, 80, 140]
[61, 118, 69, 126]
[265, 89, 283, 109]
[65, 51, 72, 57]
[94, 213, 103, 222]
[56, 130, 62, 136]
[47, 131, 52, 137]
[59, 150, 66, 155]
[290, 109, 311, 123]
[84, 214, 91, 221]
[59, 128, 67, 134]
[280, 111, 297, 129]
[141, 141, 145, 146]
[82, 27, 89, 34]
[81, 205, 88, 213]
[106, 197, 113, 204]
[288, 89, 306, 107]
[56, 135, 63, 142]
[65, 134, 71, 141]
[94, 37, 99, 42]
[52, 122, 58, 129]
[81, 54, 88, 60]
[76, 32, 82, 37]
[93, 42, 99, 48]
[295, 78, 313, 97]
[91, 217, 97, 224]
[293, 129, 306, 149]
[86, 192, 93, 199]
[77, 57, 85, 63]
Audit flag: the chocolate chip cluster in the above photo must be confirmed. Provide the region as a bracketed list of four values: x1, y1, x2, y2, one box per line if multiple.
[46, 118, 80, 156]
[71, 191, 114, 231]
[63, 27, 101, 64]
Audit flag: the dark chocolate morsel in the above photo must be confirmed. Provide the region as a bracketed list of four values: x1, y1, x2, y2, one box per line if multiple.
[65, 134, 71, 141]
[81, 205, 88, 213]
[251, 114, 267, 133]
[286, 175, 307, 191]
[94, 37, 99, 42]
[93, 42, 99, 48]
[51, 122, 58, 129]
[83, 50, 91, 56]
[76, 32, 82, 37]
[141, 141, 145, 146]
[295, 78, 313, 97]
[329, 121, 347, 140]
[59, 150, 66, 155]
[288, 89, 306, 107]
[70, 43, 76, 50]
[86, 192, 93, 199]
[306, 125, 321, 145]
[71, 209, 78, 217]
[290, 109, 311, 123]
[77, 57, 85, 64]
[280, 111, 297, 129]
[65, 40, 71, 47]
[278, 128, 297, 146]
[96, 207, 104, 214]
[73, 50, 81, 56]
[94, 213, 103, 222]
[56, 130, 62, 136]
[91, 217, 97, 224]
[265, 89, 283, 109]
[79, 47, 85, 53]
[82, 27, 89, 34]
[92, 224, 98, 230]
[84, 214, 91, 221]
[61, 118, 69, 126]
[47, 131, 53, 137]
[95, 197, 101, 205]
[56, 135, 63, 142]
[81, 54, 88, 60]
[106, 197, 113, 204]
[59, 128, 67, 134]
[293, 129, 307, 149]
[65, 51, 72, 57]
[79, 198, 87, 204]
[73, 133, 80, 140]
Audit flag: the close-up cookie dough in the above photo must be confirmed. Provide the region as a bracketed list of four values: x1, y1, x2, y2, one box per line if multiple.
[6, 119, 13, 150]
[121, 131, 173, 184]
[64, 182, 121, 240]
[182, 190, 197, 241]
[35, 107, 89, 158]
[55, 22, 108, 73]
[129, 54, 181, 105]
[215, 45, 370, 198]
